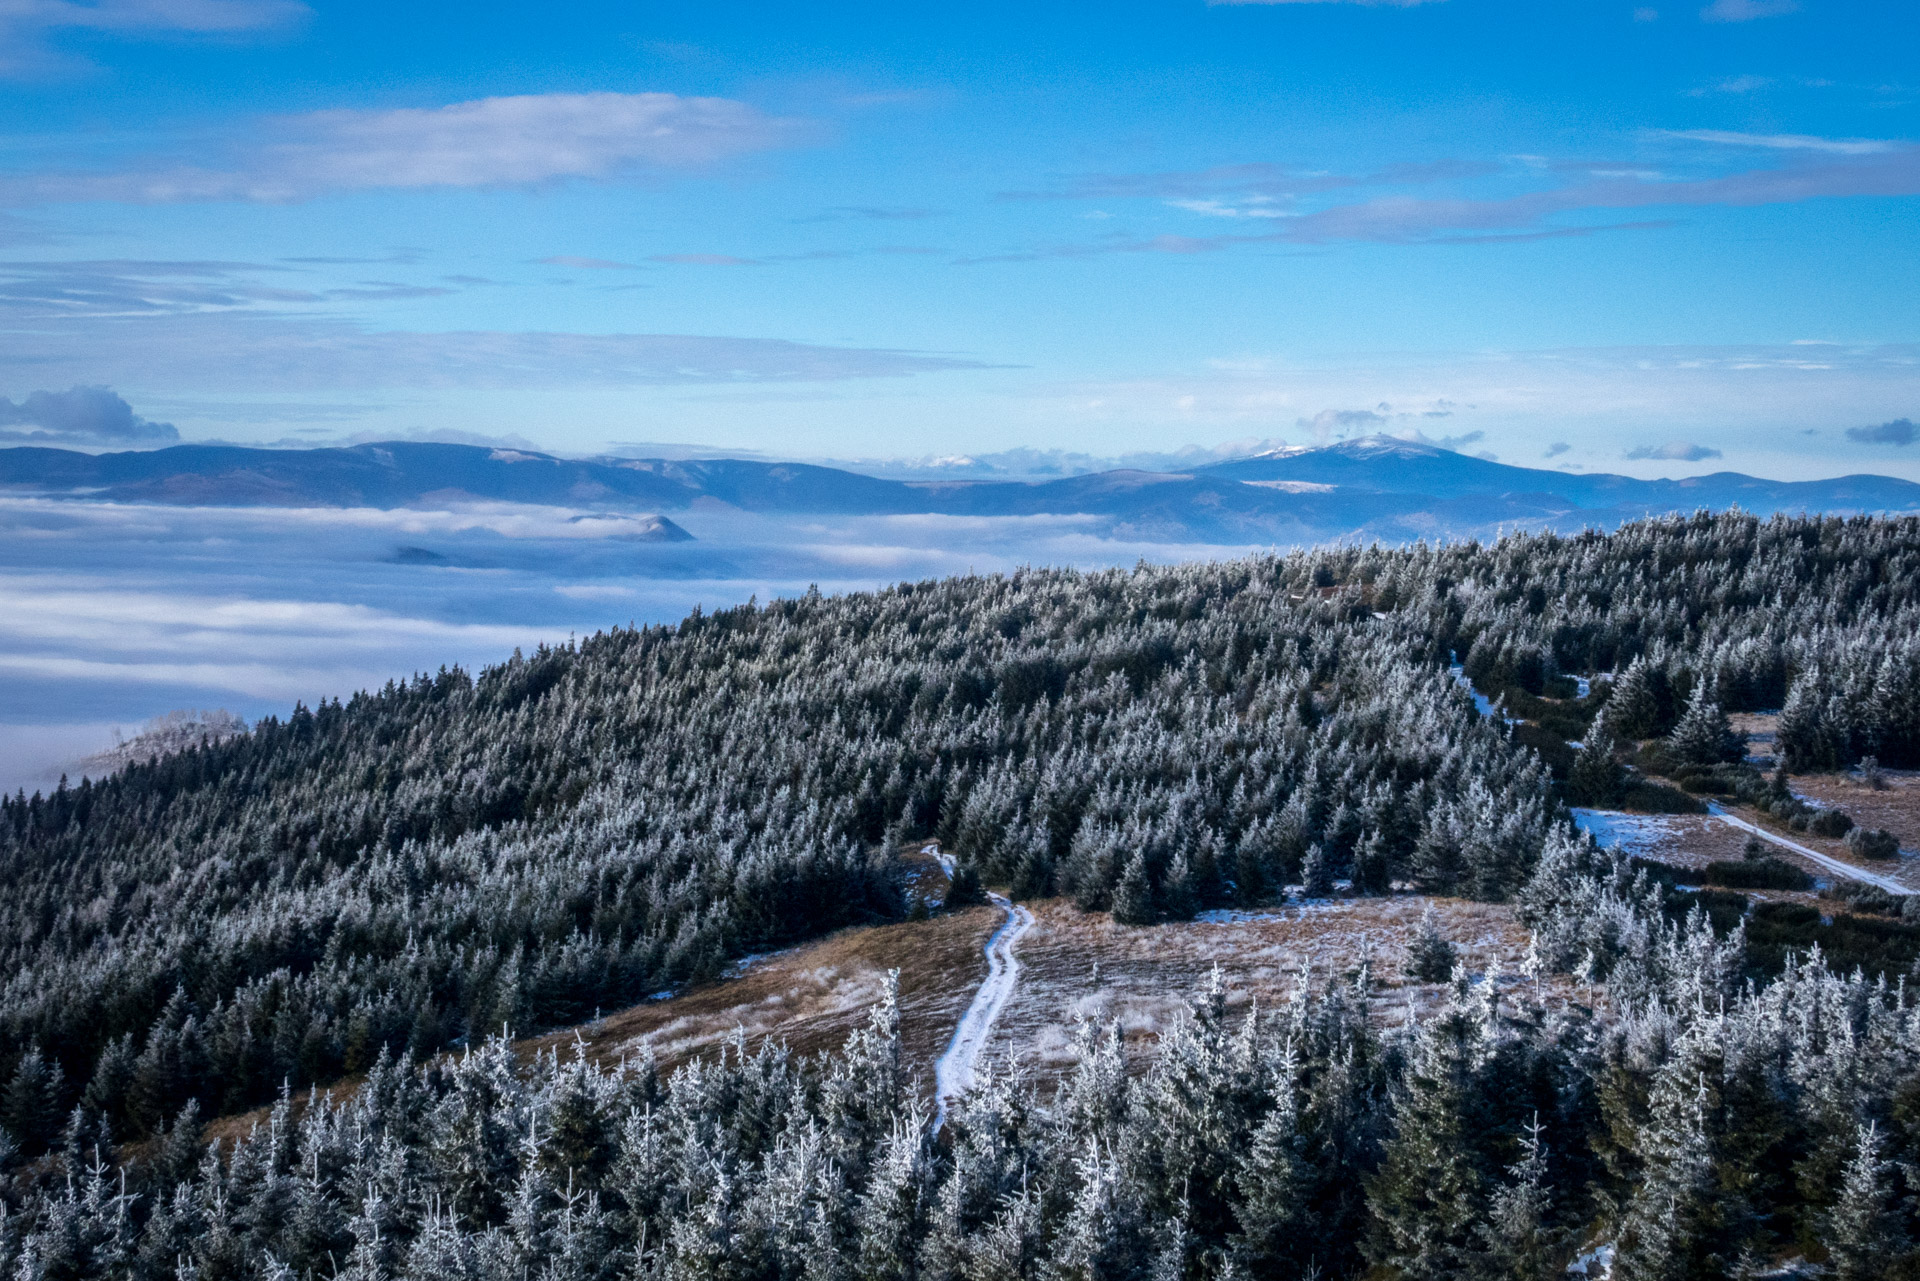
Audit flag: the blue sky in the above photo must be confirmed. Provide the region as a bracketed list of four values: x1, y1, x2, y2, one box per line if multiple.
[1, 0, 1916, 477]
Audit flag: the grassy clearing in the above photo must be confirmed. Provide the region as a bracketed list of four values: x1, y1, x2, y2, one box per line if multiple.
[521, 905, 1003, 1086]
[977, 895, 1554, 1086]
[1790, 770, 1920, 854]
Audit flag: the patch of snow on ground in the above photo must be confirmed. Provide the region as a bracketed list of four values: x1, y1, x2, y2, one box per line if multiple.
[1571, 808, 1689, 856]
[723, 948, 789, 977]
[1450, 662, 1522, 724]
[1194, 901, 1356, 925]
[1567, 1243, 1614, 1277]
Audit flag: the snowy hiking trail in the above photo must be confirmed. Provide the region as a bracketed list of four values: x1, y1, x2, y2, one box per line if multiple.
[928, 847, 1035, 1132]
[1705, 802, 1913, 894]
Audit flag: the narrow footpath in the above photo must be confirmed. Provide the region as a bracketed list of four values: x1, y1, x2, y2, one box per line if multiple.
[928, 849, 1035, 1131]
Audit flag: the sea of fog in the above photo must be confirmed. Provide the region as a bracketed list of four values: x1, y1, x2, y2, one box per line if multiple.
[0, 495, 1262, 793]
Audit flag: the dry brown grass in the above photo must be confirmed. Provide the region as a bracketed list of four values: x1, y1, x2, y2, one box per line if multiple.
[523, 907, 1003, 1085]
[1791, 771, 1920, 854]
[1731, 712, 1780, 765]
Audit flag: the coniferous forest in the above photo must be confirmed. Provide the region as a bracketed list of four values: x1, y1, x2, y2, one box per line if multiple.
[5, 510, 1920, 1278]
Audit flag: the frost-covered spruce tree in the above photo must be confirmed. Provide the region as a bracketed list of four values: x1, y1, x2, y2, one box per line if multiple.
[1605, 657, 1672, 741]
[1406, 905, 1459, 983]
[1566, 719, 1625, 807]
[1365, 984, 1497, 1280]
[1229, 1061, 1315, 1276]
[1665, 682, 1745, 769]
[1473, 1115, 1569, 1281]
[1822, 1121, 1912, 1281]
[1778, 668, 1844, 772]
[1302, 843, 1334, 899]
[1112, 850, 1158, 925]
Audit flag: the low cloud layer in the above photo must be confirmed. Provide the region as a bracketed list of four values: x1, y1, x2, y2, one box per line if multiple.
[1847, 418, 1916, 446]
[3, 92, 792, 204]
[0, 386, 178, 446]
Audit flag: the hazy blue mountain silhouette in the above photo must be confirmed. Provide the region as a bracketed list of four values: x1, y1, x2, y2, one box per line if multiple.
[3, 436, 1915, 544]
[1202, 436, 1920, 513]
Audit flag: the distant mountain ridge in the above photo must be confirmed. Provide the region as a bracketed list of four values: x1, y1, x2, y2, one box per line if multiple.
[3, 436, 1916, 544]
[1200, 436, 1920, 513]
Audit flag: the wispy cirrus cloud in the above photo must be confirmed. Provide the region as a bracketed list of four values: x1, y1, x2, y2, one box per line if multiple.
[1700, 0, 1797, 22]
[0, 257, 317, 315]
[0, 259, 987, 391]
[649, 253, 760, 267]
[0, 315, 989, 391]
[1687, 75, 1772, 97]
[537, 256, 643, 271]
[1207, 0, 1441, 7]
[0, 92, 797, 204]
[1658, 129, 1894, 155]
[977, 140, 1919, 257]
[0, 0, 307, 76]
[794, 206, 944, 223]
[1001, 158, 1493, 206]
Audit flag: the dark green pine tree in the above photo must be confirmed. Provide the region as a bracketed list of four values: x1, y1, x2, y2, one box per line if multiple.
[1566, 719, 1626, 807]
[79, 1034, 136, 1136]
[1230, 1071, 1317, 1277]
[2, 1044, 65, 1157]
[1366, 991, 1495, 1280]
[1822, 1121, 1912, 1281]
[542, 1053, 616, 1191]
[1613, 1056, 1732, 1281]
[943, 860, 987, 908]
[1407, 904, 1459, 983]
[1666, 683, 1745, 769]
[1353, 829, 1394, 895]
[1112, 851, 1158, 925]
[1606, 658, 1672, 741]
[1473, 1115, 1568, 1281]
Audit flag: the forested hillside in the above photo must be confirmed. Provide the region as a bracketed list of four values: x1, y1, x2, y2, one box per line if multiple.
[4, 510, 1920, 1279]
